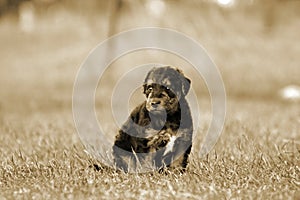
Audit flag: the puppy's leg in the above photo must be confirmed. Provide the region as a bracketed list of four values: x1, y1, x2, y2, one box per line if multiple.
[113, 131, 136, 172]
[147, 130, 173, 170]
[113, 145, 129, 172]
[163, 128, 193, 171]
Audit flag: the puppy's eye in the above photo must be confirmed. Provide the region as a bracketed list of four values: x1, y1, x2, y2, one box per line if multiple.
[166, 87, 170, 91]
[145, 86, 153, 95]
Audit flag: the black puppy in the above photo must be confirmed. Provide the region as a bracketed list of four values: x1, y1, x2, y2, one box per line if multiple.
[113, 66, 193, 172]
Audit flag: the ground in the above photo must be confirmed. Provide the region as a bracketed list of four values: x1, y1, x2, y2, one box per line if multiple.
[0, 1, 299, 199]
[1, 100, 299, 199]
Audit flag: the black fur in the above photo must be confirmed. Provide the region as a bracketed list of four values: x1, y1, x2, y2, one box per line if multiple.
[113, 66, 193, 172]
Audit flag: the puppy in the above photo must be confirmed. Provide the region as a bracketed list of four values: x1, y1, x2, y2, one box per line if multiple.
[113, 66, 193, 172]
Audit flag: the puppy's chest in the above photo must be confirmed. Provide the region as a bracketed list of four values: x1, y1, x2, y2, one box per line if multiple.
[137, 115, 179, 137]
[144, 127, 176, 138]
[133, 126, 177, 152]
[144, 128, 159, 138]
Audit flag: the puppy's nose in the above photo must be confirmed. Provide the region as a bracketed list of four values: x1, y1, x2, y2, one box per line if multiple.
[151, 100, 161, 108]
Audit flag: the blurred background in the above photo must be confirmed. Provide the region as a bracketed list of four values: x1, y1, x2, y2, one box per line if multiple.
[0, 0, 299, 117]
[0, 2, 299, 198]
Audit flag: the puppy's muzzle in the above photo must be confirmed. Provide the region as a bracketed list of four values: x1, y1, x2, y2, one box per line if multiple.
[150, 100, 161, 108]
[146, 93, 163, 112]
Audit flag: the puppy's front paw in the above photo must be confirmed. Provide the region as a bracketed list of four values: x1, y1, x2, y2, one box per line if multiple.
[148, 131, 172, 150]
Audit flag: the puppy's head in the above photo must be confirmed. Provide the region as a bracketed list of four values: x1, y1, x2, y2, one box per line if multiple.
[143, 66, 191, 114]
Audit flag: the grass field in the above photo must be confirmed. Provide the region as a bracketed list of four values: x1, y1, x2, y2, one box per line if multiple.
[1, 100, 299, 199]
[0, 1, 299, 199]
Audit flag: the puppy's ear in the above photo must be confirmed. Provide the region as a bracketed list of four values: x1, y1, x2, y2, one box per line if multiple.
[182, 77, 191, 96]
[143, 84, 147, 94]
[175, 68, 191, 96]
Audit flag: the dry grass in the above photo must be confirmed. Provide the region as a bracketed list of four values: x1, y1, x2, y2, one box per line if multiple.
[0, 101, 299, 199]
[0, 1, 300, 199]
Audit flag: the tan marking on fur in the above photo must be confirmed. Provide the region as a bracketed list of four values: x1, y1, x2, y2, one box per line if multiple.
[162, 78, 171, 86]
